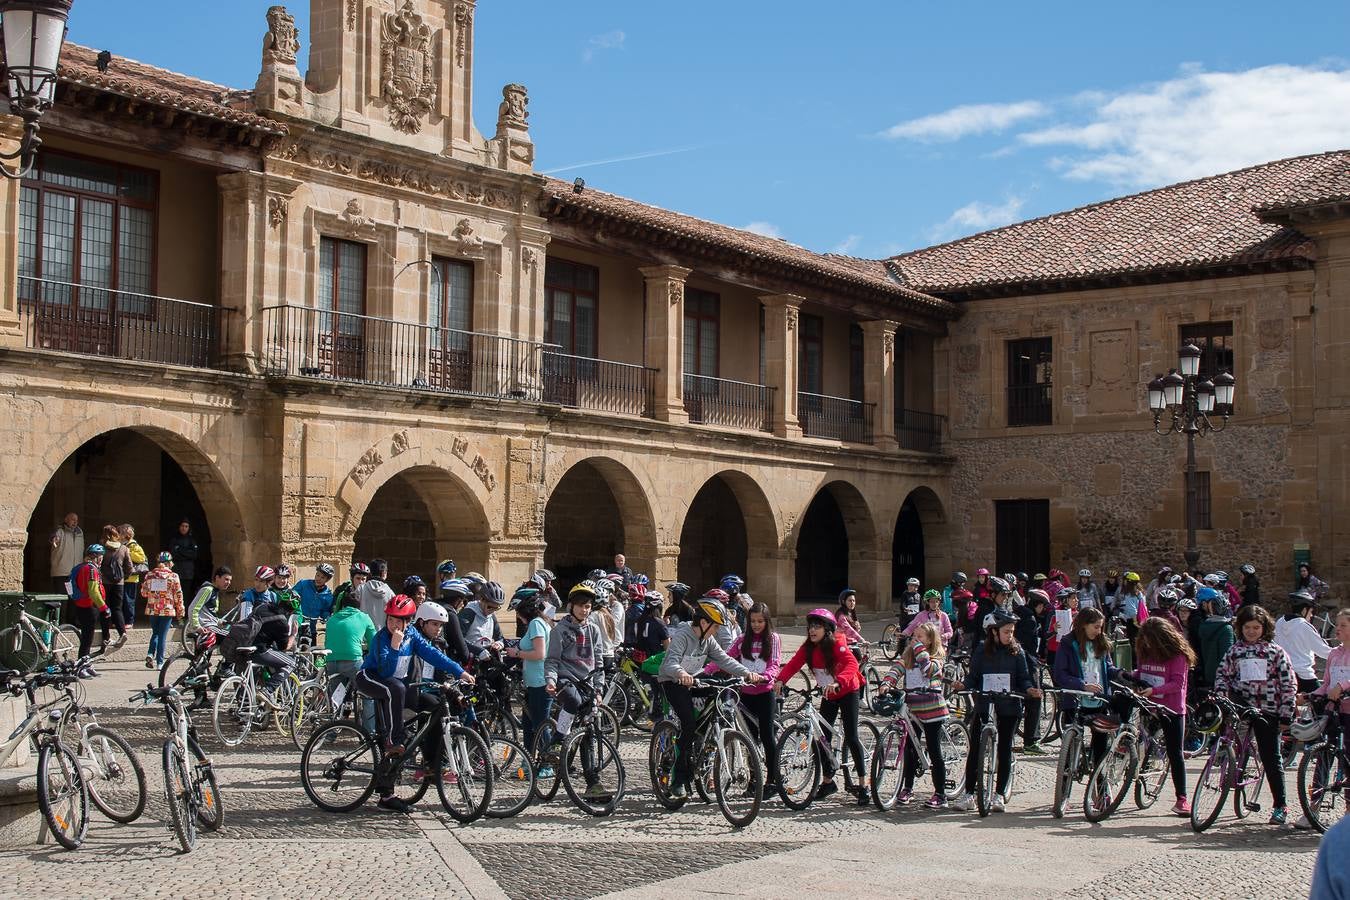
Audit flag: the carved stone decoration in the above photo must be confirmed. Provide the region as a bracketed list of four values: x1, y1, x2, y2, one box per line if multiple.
[351, 447, 383, 487]
[955, 343, 980, 374]
[882, 331, 895, 356]
[1259, 318, 1286, 350]
[262, 5, 301, 66]
[453, 3, 472, 67]
[267, 194, 288, 228]
[669, 283, 683, 306]
[390, 429, 409, 457]
[346, 0, 358, 31]
[338, 198, 372, 233]
[786, 308, 798, 331]
[453, 218, 484, 254]
[380, 1, 438, 134]
[521, 247, 538, 272]
[497, 83, 529, 130]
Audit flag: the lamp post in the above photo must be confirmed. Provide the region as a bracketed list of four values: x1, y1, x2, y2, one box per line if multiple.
[1147, 344, 1235, 572]
[0, 0, 72, 179]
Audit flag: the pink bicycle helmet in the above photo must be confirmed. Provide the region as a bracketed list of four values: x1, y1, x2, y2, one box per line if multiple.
[976, 567, 991, 577]
[805, 608, 837, 629]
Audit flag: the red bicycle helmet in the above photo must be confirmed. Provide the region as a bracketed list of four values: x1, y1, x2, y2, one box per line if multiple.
[254, 565, 276, 582]
[702, 588, 730, 603]
[384, 594, 417, 619]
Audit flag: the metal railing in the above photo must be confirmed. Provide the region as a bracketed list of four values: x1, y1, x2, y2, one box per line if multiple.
[260, 305, 548, 402]
[798, 391, 874, 443]
[1007, 382, 1053, 427]
[897, 408, 945, 452]
[18, 276, 219, 369]
[684, 374, 774, 432]
[542, 351, 655, 418]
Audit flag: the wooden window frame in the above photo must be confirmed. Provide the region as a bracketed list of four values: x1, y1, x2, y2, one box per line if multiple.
[799, 313, 824, 395]
[543, 257, 600, 357]
[683, 286, 720, 379]
[1180, 321, 1234, 383]
[1006, 336, 1053, 427]
[848, 322, 864, 402]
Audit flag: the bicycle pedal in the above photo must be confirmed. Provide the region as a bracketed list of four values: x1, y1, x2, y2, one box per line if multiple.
[1247, 803, 1261, 812]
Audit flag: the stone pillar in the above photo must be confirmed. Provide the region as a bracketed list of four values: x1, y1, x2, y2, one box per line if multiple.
[218, 172, 270, 373]
[488, 538, 547, 594]
[861, 320, 900, 450]
[0, 120, 23, 343]
[750, 549, 795, 618]
[640, 265, 691, 424]
[850, 548, 890, 613]
[761, 294, 804, 438]
[654, 544, 682, 587]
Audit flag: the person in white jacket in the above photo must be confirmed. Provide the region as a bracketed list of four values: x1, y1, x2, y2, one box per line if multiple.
[1275, 591, 1334, 693]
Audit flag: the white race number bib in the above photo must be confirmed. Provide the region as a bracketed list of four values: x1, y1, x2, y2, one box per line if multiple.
[905, 667, 928, 690]
[393, 655, 412, 679]
[743, 658, 767, 675]
[983, 673, 1011, 694]
[1330, 666, 1350, 689]
[812, 668, 836, 690]
[148, 578, 168, 593]
[1140, 673, 1165, 688]
[1239, 658, 1269, 683]
[1055, 610, 1073, 636]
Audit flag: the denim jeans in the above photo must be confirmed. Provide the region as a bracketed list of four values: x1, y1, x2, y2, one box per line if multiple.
[147, 615, 173, 664]
[524, 685, 553, 753]
[123, 582, 138, 627]
[328, 660, 376, 733]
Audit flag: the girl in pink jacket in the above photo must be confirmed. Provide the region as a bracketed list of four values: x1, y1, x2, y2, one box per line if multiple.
[1132, 617, 1197, 817]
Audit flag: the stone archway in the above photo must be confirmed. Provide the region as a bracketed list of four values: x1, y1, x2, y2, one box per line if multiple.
[793, 479, 878, 607]
[892, 486, 950, 595]
[677, 470, 778, 595]
[543, 456, 658, 590]
[351, 465, 491, 588]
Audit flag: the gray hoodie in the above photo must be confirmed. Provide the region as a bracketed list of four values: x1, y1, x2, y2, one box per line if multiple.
[545, 614, 602, 688]
[659, 622, 752, 683]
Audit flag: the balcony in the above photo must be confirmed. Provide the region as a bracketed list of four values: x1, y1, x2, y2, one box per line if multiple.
[798, 392, 874, 443]
[261, 305, 546, 402]
[542, 351, 655, 417]
[897, 408, 945, 452]
[19, 276, 219, 369]
[684, 374, 774, 433]
[1007, 382, 1053, 427]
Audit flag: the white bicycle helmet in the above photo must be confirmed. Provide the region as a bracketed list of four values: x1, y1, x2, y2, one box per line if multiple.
[413, 601, 450, 625]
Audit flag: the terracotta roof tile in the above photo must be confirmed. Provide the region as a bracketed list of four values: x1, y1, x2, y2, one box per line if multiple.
[541, 178, 956, 318]
[886, 150, 1348, 296]
[57, 43, 286, 136]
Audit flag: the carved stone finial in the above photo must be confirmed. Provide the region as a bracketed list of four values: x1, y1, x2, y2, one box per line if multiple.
[453, 2, 473, 67]
[380, 0, 438, 134]
[497, 83, 529, 130]
[338, 198, 372, 233]
[262, 5, 301, 67]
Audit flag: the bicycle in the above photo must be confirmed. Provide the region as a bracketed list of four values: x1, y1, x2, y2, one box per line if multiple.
[531, 671, 625, 817]
[301, 681, 493, 822]
[159, 613, 232, 711]
[1082, 685, 1175, 822]
[212, 646, 303, 747]
[964, 689, 1025, 818]
[287, 642, 336, 751]
[878, 621, 909, 662]
[0, 664, 89, 849]
[776, 683, 880, 808]
[649, 675, 764, 827]
[854, 643, 888, 715]
[56, 682, 147, 825]
[1296, 699, 1348, 833]
[0, 598, 81, 673]
[1189, 694, 1271, 832]
[1047, 688, 1098, 818]
[602, 647, 662, 729]
[943, 650, 970, 719]
[179, 597, 240, 655]
[131, 684, 223, 852]
[869, 688, 968, 810]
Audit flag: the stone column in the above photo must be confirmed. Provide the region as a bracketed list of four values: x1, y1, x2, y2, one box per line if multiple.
[218, 172, 270, 373]
[640, 265, 691, 424]
[0, 120, 21, 343]
[861, 319, 900, 450]
[654, 544, 682, 587]
[850, 547, 891, 613]
[761, 294, 804, 438]
[748, 548, 793, 618]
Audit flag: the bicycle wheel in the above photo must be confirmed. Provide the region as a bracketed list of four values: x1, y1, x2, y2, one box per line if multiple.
[290, 681, 334, 752]
[940, 720, 969, 797]
[606, 678, 632, 729]
[1052, 728, 1081, 819]
[599, 703, 621, 748]
[1233, 746, 1265, 819]
[212, 676, 254, 747]
[1134, 728, 1170, 810]
[55, 625, 82, 663]
[843, 718, 881, 793]
[648, 720, 685, 810]
[162, 740, 197, 853]
[776, 721, 820, 810]
[1190, 746, 1232, 833]
[271, 672, 303, 739]
[871, 726, 906, 811]
[880, 624, 902, 661]
[187, 737, 223, 832]
[1084, 733, 1136, 822]
[976, 728, 997, 817]
[1298, 743, 1346, 834]
[80, 725, 147, 824]
[531, 720, 562, 803]
[865, 666, 886, 715]
[780, 670, 815, 718]
[0, 625, 40, 672]
[436, 724, 493, 823]
[712, 729, 762, 827]
[37, 740, 87, 850]
[301, 721, 379, 812]
[560, 728, 624, 817]
[478, 701, 520, 744]
[483, 736, 535, 819]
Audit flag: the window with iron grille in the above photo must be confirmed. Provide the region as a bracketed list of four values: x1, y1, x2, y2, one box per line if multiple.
[683, 287, 719, 377]
[18, 151, 158, 314]
[1180, 321, 1234, 382]
[1006, 336, 1053, 427]
[1187, 470, 1213, 530]
[544, 258, 599, 357]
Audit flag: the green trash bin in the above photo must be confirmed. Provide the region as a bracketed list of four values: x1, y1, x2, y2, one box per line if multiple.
[0, 590, 27, 631]
[0, 592, 77, 671]
[1111, 637, 1134, 672]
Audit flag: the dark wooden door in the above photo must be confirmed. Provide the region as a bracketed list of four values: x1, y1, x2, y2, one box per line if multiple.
[995, 499, 1050, 576]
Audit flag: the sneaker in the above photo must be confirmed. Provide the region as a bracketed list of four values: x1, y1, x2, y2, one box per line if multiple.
[670, 782, 689, 800]
[144, 655, 154, 669]
[377, 795, 412, 813]
[113, 633, 127, 651]
[1293, 813, 1314, 830]
[855, 787, 871, 806]
[953, 792, 975, 812]
[77, 664, 97, 679]
[583, 782, 611, 801]
[444, 772, 458, 786]
[991, 793, 1006, 812]
[924, 794, 946, 810]
[897, 789, 915, 805]
[1172, 797, 1192, 817]
[1269, 807, 1288, 826]
[384, 742, 405, 758]
[537, 765, 555, 779]
[1022, 743, 1047, 756]
[816, 780, 838, 799]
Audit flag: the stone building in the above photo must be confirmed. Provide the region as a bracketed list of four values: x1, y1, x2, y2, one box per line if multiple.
[1, 0, 1345, 616]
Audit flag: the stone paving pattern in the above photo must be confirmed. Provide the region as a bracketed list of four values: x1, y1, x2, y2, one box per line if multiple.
[0, 623, 1325, 899]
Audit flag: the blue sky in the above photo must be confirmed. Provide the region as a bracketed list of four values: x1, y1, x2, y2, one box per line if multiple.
[67, 2, 1350, 259]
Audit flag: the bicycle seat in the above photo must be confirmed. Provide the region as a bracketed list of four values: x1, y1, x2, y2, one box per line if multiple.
[144, 686, 176, 700]
[41, 599, 63, 611]
[310, 649, 333, 657]
[235, 646, 257, 654]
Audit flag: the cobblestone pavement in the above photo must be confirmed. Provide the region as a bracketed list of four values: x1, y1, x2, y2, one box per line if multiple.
[0, 624, 1325, 900]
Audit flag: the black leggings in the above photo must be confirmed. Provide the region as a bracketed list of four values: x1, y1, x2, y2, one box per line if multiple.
[663, 681, 699, 784]
[902, 718, 947, 795]
[100, 601, 126, 642]
[739, 690, 780, 782]
[1155, 711, 1187, 800]
[1248, 714, 1287, 808]
[965, 711, 1019, 796]
[74, 606, 97, 659]
[355, 670, 408, 745]
[818, 690, 866, 782]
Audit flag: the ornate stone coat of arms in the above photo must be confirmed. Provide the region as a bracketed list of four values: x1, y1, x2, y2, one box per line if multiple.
[381, 1, 437, 133]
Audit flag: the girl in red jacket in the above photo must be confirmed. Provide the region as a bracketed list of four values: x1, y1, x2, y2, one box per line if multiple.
[775, 608, 866, 803]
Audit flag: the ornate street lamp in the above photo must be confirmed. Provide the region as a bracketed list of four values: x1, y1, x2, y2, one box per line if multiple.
[0, 0, 72, 179]
[1149, 341, 1235, 571]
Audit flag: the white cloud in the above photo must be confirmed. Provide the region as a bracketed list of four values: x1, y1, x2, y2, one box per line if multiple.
[1017, 64, 1350, 186]
[582, 30, 626, 63]
[928, 196, 1025, 242]
[831, 234, 861, 255]
[741, 221, 782, 239]
[882, 101, 1047, 142]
